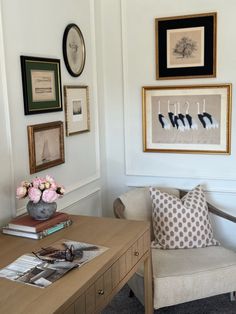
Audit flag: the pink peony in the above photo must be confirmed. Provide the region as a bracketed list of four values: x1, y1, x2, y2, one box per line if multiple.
[20, 180, 31, 188]
[39, 183, 45, 190]
[28, 187, 42, 203]
[16, 186, 27, 199]
[50, 182, 57, 191]
[45, 175, 55, 184]
[42, 189, 59, 203]
[32, 177, 43, 188]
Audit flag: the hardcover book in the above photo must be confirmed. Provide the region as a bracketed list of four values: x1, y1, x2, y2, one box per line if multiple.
[2, 220, 72, 239]
[8, 212, 70, 233]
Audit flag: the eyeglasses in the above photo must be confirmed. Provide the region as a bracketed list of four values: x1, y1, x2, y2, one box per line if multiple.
[32, 245, 75, 263]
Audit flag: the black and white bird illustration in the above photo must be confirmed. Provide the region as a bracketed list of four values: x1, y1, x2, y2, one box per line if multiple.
[185, 101, 198, 130]
[197, 102, 209, 129]
[167, 100, 175, 127]
[158, 101, 170, 130]
[177, 102, 190, 130]
[173, 103, 185, 132]
[197, 100, 219, 129]
[202, 99, 219, 129]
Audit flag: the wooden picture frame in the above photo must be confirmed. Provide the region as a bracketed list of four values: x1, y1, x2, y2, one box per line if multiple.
[27, 121, 65, 174]
[20, 56, 62, 115]
[142, 84, 231, 154]
[155, 12, 217, 79]
[64, 85, 90, 136]
[62, 23, 86, 77]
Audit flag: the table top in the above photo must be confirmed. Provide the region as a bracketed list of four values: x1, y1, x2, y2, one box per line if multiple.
[0, 215, 149, 314]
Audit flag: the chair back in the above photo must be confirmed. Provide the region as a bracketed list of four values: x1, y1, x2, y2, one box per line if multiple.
[118, 187, 180, 239]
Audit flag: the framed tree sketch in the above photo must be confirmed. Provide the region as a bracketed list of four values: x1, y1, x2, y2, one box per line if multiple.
[64, 85, 90, 136]
[155, 12, 217, 79]
[63, 23, 86, 77]
[27, 121, 65, 174]
[20, 56, 62, 114]
[142, 84, 231, 154]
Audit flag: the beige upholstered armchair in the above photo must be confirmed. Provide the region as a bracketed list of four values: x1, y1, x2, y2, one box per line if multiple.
[113, 187, 236, 310]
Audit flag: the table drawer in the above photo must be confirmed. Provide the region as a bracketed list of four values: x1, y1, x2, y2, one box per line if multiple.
[75, 268, 112, 313]
[75, 293, 85, 313]
[131, 231, 149, 267]
[73, 230, 150, 314]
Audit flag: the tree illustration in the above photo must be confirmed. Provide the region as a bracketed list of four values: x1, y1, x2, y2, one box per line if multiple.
[173, 36, 197, 58]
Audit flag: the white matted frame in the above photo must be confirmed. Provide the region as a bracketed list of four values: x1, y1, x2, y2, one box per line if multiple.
[142, 84, 231, 154]
[64, 85, 90, 136]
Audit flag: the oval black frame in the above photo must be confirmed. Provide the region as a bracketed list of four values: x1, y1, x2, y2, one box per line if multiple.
[62, 23, 86, 77]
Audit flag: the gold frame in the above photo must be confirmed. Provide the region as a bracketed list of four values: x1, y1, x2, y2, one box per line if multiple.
[64, 85, 90, 136]
[142, 84, 231, 154]
[156, 12, 217, 80]
[27, 121, 65, 174]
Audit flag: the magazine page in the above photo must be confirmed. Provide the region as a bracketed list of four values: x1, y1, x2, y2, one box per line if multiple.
[0, 239, 108, 288]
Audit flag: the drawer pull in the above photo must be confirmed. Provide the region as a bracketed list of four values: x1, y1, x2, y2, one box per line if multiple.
[134, 251, 139, 256]
[98, 289, 104, 295]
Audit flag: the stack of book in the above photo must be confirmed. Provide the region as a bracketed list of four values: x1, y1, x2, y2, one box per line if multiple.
[2, 212, 72, 239]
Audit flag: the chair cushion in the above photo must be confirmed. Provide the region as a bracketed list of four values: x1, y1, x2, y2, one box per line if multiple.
[150, 185, 219, 249]
[136, 246, 236, 309]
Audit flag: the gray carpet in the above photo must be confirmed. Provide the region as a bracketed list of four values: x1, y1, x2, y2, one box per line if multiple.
[102, 284, 236, 314]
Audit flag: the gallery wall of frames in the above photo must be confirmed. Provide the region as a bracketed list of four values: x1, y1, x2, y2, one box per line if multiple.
[142, 12, 232, 156]
[0, 0, 100, 221]
[20, 23, 89, 174]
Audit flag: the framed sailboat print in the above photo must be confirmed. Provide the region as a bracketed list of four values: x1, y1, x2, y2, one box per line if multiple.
[142, 84, 231, 154]
[27, 121, 65, 174]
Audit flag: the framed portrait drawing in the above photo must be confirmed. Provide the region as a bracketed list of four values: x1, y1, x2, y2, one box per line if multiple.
[27, 121, 65, 174]
[64, 85, 90, 136]
[63, 23, 86, 77]
[142, 84, 231, 154]
[155, 12, 217, 79]
[20, 56, 62, 114]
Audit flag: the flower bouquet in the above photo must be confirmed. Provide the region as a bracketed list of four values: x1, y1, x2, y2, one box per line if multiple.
[16, 175, 65, 220]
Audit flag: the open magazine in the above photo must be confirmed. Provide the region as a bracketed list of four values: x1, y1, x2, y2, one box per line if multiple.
[0, 239, 108, 288]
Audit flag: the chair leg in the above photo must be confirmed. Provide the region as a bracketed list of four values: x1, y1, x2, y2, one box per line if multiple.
[129, 289, 134, 298]
[230, 292, 236, 301]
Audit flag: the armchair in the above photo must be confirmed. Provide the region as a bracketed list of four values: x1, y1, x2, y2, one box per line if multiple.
[114, 187, 236, 310]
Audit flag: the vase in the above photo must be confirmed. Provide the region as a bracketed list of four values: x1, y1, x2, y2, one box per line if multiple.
[27, 200, 57, 220]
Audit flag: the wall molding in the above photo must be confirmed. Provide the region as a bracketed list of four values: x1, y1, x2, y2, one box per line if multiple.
[0, 2, 16, 216]
[120, 0, 129, 176]
[120, 0, 236, 183]
[125, 171, 236, 182]
[89, 0, 101, 180]
[62, 187, 101, 212]
[17, 185, 101, 217]
[65, 172, 100, 195]
[126, 181, 236, 194]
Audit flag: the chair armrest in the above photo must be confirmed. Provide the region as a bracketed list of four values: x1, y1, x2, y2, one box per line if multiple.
[180, 189, 236, 224]
[113, 198, 125, 219]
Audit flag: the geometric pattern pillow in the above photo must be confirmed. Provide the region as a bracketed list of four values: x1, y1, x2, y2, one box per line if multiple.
[149, 185, 219, 249]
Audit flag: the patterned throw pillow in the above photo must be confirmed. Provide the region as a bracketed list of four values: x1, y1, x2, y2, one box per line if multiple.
[149, 185, 219, 249]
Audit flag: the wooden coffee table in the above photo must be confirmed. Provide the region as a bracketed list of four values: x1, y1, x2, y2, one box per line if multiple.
[0, 215, 153, 314]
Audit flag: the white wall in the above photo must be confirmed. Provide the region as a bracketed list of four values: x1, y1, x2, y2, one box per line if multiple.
[0, 0, 101, 223]
[1, 0, 236, 250]
[96, 0, 236, 249]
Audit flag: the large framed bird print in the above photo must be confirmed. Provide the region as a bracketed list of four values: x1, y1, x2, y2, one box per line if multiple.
[142, 84, 231, 154]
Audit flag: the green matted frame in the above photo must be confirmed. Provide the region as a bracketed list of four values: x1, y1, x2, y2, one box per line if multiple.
[20, 56, 62, 115]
